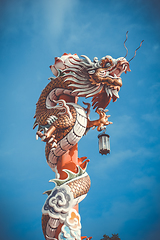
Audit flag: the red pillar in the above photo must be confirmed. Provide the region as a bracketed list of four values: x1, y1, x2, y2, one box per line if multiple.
[55, 94, 79, 239]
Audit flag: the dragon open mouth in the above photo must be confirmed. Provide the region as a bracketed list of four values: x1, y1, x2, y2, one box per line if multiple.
[91, 85, 120, 110]
[90, 60, 130, 110]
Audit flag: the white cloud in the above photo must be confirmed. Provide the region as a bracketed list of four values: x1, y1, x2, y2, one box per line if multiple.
[92, 147, 154, 174]
[43, 0, 79, 37]
[131, 175, 156, 190]
[141, 111, 160, 127]
[83, 196, 151, 239]
[153, 43, 159, 51]
[0, 0, 79, 50]
[106, 196, 150, 222]
[110, 114, 141, 141]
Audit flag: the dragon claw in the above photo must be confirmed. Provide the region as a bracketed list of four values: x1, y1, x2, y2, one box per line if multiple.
[52, 142, 57, 148]
[48, 136, 55, 143]
[87, 108, 112, 131]
[36, 131, 57, 145]
[41, 135, 47, 141]
[36, 131, 44, 138]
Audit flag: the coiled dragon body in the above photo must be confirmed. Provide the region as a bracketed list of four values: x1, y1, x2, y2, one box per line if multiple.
[34, 53, 130, 240]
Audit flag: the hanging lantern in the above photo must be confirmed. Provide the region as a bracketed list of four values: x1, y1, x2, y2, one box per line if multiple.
[98, 132, 110, 155]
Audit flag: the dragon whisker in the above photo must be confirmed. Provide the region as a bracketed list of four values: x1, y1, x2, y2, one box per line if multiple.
[124, 31, 129, 58]
[128, 40, 144, 62]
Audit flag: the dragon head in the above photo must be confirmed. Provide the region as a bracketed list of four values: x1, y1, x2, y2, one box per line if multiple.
[86, 55, 131, 109]
[50, 53, 131, 110]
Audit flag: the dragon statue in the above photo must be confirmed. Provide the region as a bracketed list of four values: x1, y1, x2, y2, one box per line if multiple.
[33, 33, 143, 240]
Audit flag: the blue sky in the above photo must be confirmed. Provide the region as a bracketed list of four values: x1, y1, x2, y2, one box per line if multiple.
[0, 0, 160, 239]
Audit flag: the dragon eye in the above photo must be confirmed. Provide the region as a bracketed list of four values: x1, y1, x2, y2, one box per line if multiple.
[105, 62, 111, 67]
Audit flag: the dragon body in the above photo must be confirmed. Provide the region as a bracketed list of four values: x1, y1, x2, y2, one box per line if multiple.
[34, 53, 130, 240]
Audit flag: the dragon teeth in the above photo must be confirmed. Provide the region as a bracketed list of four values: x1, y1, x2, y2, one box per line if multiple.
[122, 64, 127, 71]
[112, 89, 119, 98]
[108, 88, 112, 97]
[105, 86, 112, 97]
[105, 87, 110, 97]
[52, 142, 57, 148]
[105, 86, 119, 98]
